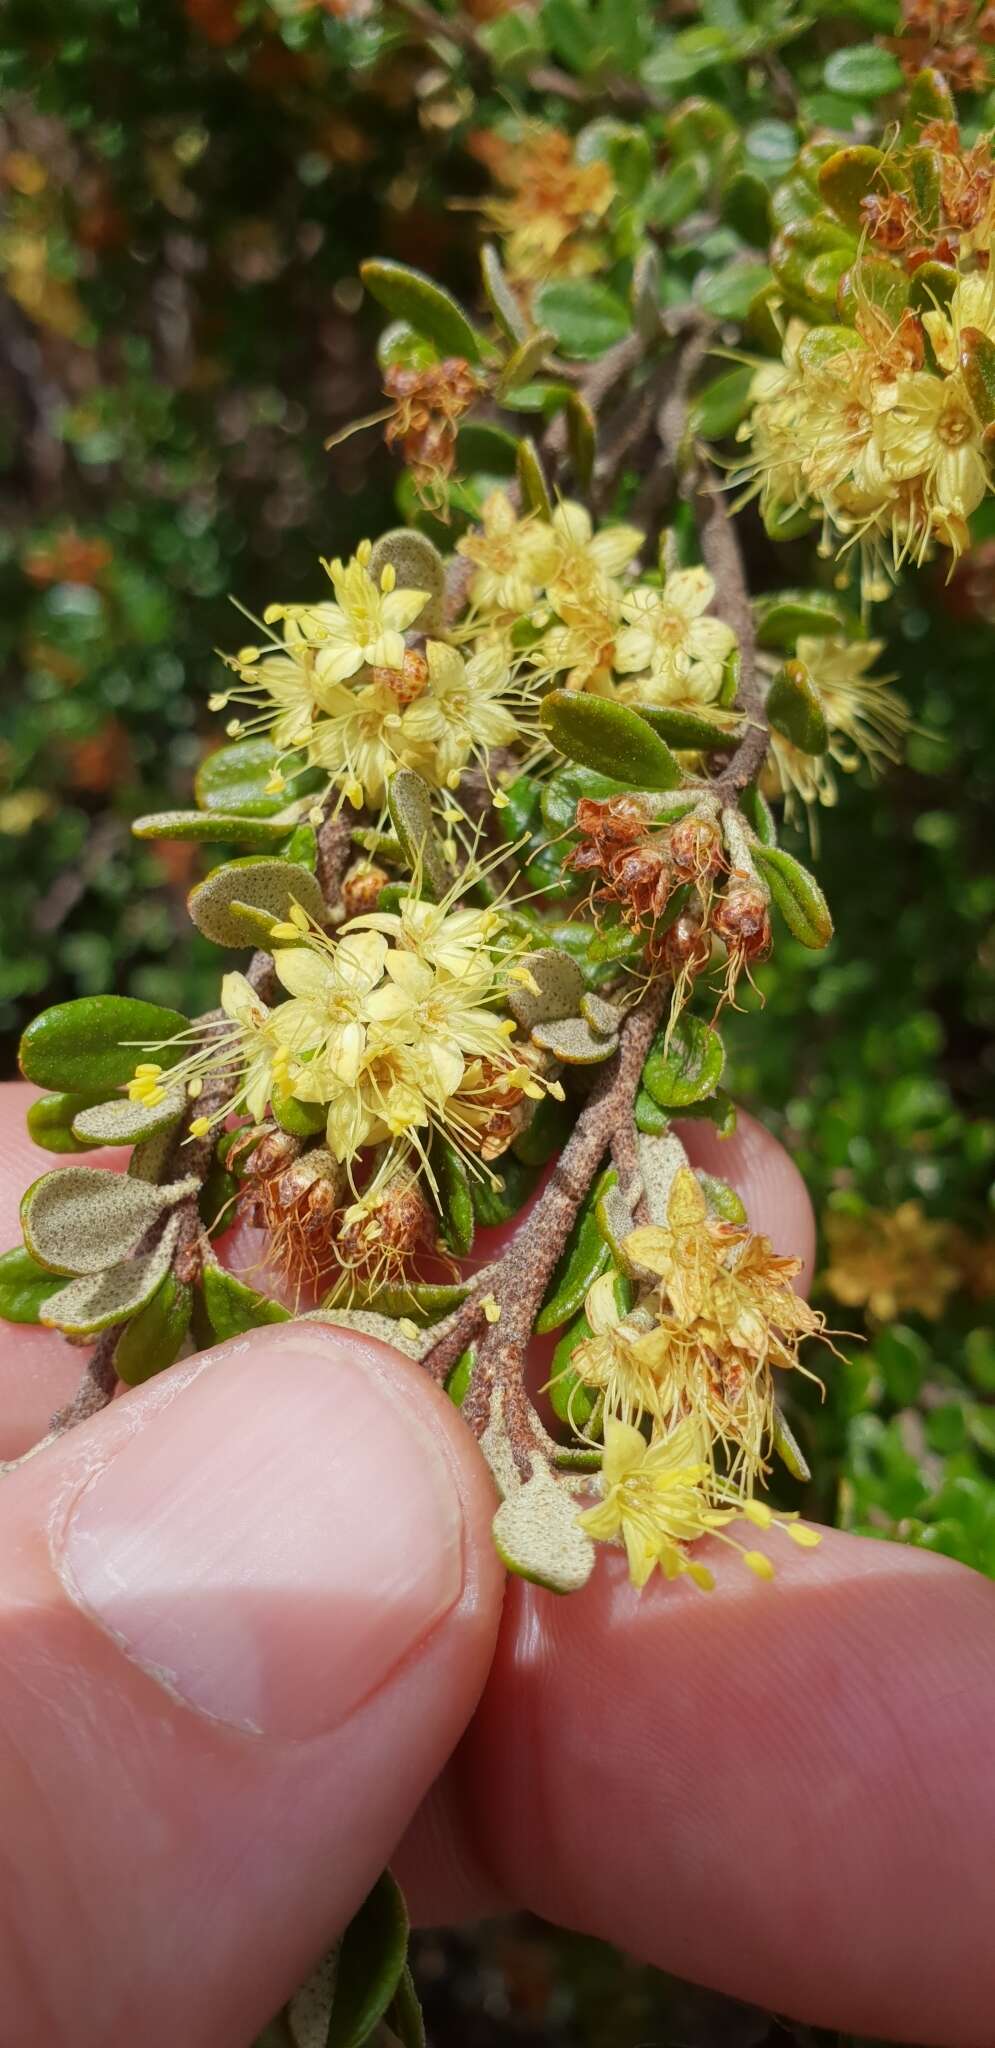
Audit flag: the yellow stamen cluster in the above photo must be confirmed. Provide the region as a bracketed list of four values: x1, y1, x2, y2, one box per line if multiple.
[571, 1168, 828, 1588]
[736, 298, 995, 597]
[212, 538, 538, 814]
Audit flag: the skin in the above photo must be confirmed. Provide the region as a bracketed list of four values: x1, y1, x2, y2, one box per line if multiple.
[0, 1079, 993, 2048]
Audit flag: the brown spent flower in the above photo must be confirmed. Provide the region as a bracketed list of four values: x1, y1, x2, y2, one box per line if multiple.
[341, 858, 391, 920]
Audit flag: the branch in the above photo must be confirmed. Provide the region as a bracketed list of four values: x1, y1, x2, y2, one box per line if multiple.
[424, 978, 668, 1466]
[688, 457, 769, 797]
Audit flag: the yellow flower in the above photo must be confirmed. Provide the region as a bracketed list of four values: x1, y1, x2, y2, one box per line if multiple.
[127, 970, 292, 1132]
[563, 1271, 673, 1429]
[308, 676, 410, 808]
[577, 1417, 720, 1588]
[400, 639, 527, 789]
[299, 548, 428, 684]
[881, 368, 990, 559]
[764, 635, 909, 828]
[271, 929, 388, 1089]
[456, 489, 556, 615]
[545, 501, 643, 591]
[475, 123, 615, 284]
[615, 568, 736, 705]
[213, 616, 319, 753]
[822, 1202, 960, 1323]
[922, 272, 995, 374]
[577, 1418, 821, 1590]
[538, 569, 623, 693]
[344, 890, 502, 978]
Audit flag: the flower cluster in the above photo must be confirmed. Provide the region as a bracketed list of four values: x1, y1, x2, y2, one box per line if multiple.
[573, 1169, 826, 1587]
[470, 122, 616, 285]
[738, 301, 994, 594]
[211, 539, 535, 811]
[459, 489, 737, 717]
[761, 634, 910, 827]
[129, 890, 555, 1194]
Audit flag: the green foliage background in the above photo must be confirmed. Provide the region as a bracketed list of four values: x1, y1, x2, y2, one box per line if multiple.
[2, 3, 994, 2043]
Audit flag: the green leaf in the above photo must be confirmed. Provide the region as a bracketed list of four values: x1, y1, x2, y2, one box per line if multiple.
[959, 326, 995, 429]
[504, 947, 584, 1031]
[753, 841, 833, 947]
[766, 660, 829, 754]
[688, 365, 755, 441]
[675, 1088, 738, 1138]
[491, 1461, 595, 1591]
[719, 169, 772, 247]
[132, 810, 294, 849]
[516, 435, 553, 519]
[533, 280, 630, 360]
[513, 1090, 573, 1165]
[562, 386, 596, 490]
[738, 783, 777, 847]
[361, 260, 483, 363]
[0, 1245, 65, 1325]
[817, 144, 886, 227]
[20, 1166, 186, 1276]
[650, 154, 708, 230]
[384, 1965, 426, 2048]
[19, 997, 189, 1095]
[326, 1871, 409, 2048]
[26, 1090, 109, 1156]
[71, 1090, 185, 1147]
[471, 1155, 540, 1228]
[837, 252, 908, 325]
[114, 1271, 193, 1385]
[201, 1262, 291, 1340]
[189, 857, 326, 949]
[345, 1279, 470, 1325]
[902, 64, 955, 134]
[496, 329, 556, 399]
[431, 1135, 475, 1257]
[634, 1085, 669, 1135]
[697, 1171, 747, 1226]
[823, 43, 902, 97]
[195, 738, 321, 818]
[480, 243, 529, 345]
[642, 1015, 725, 1110]
[536, 1166, 615, 1334]
[697, 261, 773, 321]
[386, 769, 451, 901]
[754, 587, 856, 649]
[638, 702, 742, 751]
[456, 420, 519, 478]
[444, 1347, 474, 1407]
[773, 1405, 811, 1483]
[541, 691, 682, 790]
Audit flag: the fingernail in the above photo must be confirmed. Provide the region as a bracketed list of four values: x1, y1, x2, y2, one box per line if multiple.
[56, 1327, 465, 1738]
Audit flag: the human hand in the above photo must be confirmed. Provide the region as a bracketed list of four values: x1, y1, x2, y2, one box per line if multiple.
[0, 1083, 992, 2048]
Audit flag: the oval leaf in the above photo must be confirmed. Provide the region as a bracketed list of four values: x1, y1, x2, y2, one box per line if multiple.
[643, 1015, 725, 1110]
[195, 737, 320, 818]
[20, 1167, 186, 1276]
[326, 1870, 410, 2048]
[368, 529, 445, 635]
[40, 1220, 183, 1336]
[114, 1271, 193, 1386]
[753, 841, 833, 948]
[491, 1463, 595, 1592]
[189, 857, 326, 949]
[386, 769, 451, 901]
[430, 1135, 475, 1258]
[481, 242, 528, 345]
[754, 587, 856, 651]
[201, 1262, 291, 1340]
[516, 435, 553, 519]
[471, 1154, 539, 1228]
[361, 258, 483, 362]
[19, 997, 189, 1096]
[0, 1244, 66, 1325]
[541, 691, 683, 791]
[638, 702, 743, 751]
[71, 1089, 185, 1147]
[766, 660, 829, 755]
[534, 280, 630, 360]
[133, 810, 295, 849]
[505, 947, 584, 1030]
[26, 1090, 109, 1156]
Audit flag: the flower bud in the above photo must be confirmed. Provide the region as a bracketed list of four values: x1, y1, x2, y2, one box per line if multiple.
[342, 858, 390, 918]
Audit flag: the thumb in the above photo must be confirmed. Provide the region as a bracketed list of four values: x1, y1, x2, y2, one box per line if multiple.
[0, 1322, 502, 2048]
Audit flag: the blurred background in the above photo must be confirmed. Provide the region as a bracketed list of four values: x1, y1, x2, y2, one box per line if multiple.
[2, 3, 994, 2043]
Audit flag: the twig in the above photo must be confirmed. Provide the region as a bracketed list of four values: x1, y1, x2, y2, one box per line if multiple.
[426, 979, 668, 1467]
[687, 457, 768, 797]
[316, 810, 352, 912]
